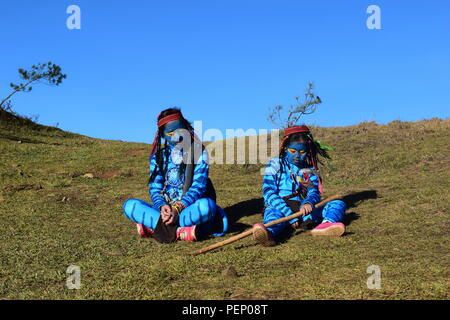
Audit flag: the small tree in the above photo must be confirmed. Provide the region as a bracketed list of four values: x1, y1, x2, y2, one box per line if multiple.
[268, 82, 322, 128]
[0, 62, 67, 112]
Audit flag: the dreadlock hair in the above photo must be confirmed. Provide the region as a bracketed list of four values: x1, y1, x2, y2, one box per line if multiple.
[148, 108, 196, 184]
[279, 129, 332, 194]
[279, 131, 331, 174]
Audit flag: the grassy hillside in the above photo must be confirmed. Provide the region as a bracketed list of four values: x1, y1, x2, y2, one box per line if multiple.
[0, 111, 449, 299]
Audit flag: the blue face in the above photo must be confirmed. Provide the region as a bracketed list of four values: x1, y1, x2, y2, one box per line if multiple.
[285, 142, 309, 167]
[162, 120, 186, 146]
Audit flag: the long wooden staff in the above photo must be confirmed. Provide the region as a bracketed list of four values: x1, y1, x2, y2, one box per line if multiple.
[191, 194, 343, 255]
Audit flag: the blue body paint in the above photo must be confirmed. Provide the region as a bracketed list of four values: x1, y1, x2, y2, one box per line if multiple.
[285, 142, 309, 167]
[163, 120, 185, 146]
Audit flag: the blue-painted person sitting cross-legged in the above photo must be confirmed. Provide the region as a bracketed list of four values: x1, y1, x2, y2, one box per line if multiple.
[253, 125, 347, 246]
[123, 108, 228, 242]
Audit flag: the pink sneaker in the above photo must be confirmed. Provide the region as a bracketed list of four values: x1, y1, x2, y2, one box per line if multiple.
[311, 222, 345, 237]
[136, 224, 154, 238]
[176, 226, 198, 242]
[252, 223, 276, 247]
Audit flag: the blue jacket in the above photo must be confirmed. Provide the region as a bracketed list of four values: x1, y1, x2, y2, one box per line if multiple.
[262, 157, 321, 219]
[149, 145, 209, 209]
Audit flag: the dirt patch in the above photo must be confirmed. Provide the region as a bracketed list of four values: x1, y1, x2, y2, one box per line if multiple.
[54, 190, 82, 202]
[125, 149, 147, 156]
[114, 194, 136, 203]
[50, 190, 100, 207]
[3, 184, 43, 192]
[96, 169, 121, 179]
[71, 169, 123, 179]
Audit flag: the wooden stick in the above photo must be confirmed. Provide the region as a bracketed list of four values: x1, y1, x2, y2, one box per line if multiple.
[191, 194, 343, 255]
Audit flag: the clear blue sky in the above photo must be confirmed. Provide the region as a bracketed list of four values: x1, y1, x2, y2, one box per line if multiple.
[0, 0, 449, 143]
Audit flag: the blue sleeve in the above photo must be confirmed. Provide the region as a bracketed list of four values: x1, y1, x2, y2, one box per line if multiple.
[149, 155, 168, 210]
[179, 149, 209, 208]
[301, 170, 321, 208]
[262, 159, 293, 218]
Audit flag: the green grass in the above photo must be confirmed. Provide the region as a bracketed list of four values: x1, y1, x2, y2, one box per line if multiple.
[0, 111, 449, 299]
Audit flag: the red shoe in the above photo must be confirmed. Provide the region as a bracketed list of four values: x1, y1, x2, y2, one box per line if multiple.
[311, 222, 345, 237]
[136, 224, 154, 238]
[252, 223, 276, 247]
[176, 226, 198, 242]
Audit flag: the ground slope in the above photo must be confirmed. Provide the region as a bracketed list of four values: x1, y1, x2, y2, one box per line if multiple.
[0, 114, 449, 299]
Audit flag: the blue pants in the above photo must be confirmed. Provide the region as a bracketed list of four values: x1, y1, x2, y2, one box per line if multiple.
[123, 197, 228, 236]
[264, 200, 347, 238]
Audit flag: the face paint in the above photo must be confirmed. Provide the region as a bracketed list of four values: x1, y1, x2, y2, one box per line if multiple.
[285, 142, 308, 167]
[162, 120, 186, 146]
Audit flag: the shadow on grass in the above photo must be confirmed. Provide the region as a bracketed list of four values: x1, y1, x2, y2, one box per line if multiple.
[0, 133, 61, 145]
[222, 189, 378, 242]
[223, 198, 264, 225]
[227, 222, 252, 234]
[342, 190, 378, 208]
[341, 211, 359, 227]
[0, 133, 43, 144]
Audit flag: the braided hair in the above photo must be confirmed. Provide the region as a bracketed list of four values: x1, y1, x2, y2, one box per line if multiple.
[279, 129, 332, 193]
[149, 108, 196, 184]
[279, 132, 331, 170]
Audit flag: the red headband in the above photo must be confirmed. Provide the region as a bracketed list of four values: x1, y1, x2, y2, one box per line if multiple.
[283, 125, 310, 137]
[157, 112, 182, 128]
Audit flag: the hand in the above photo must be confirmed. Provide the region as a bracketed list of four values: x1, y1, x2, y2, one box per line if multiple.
[166, 208, 179, 225]
[160, 205, 172, 223]
[292, 221, 299, 229]
[300, 203, 313, 216]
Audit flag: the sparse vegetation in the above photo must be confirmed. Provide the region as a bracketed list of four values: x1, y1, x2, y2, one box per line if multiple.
[268, 82, 322, 128]
[0, 62, 67, 113]
[0, 115, 449, 299]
